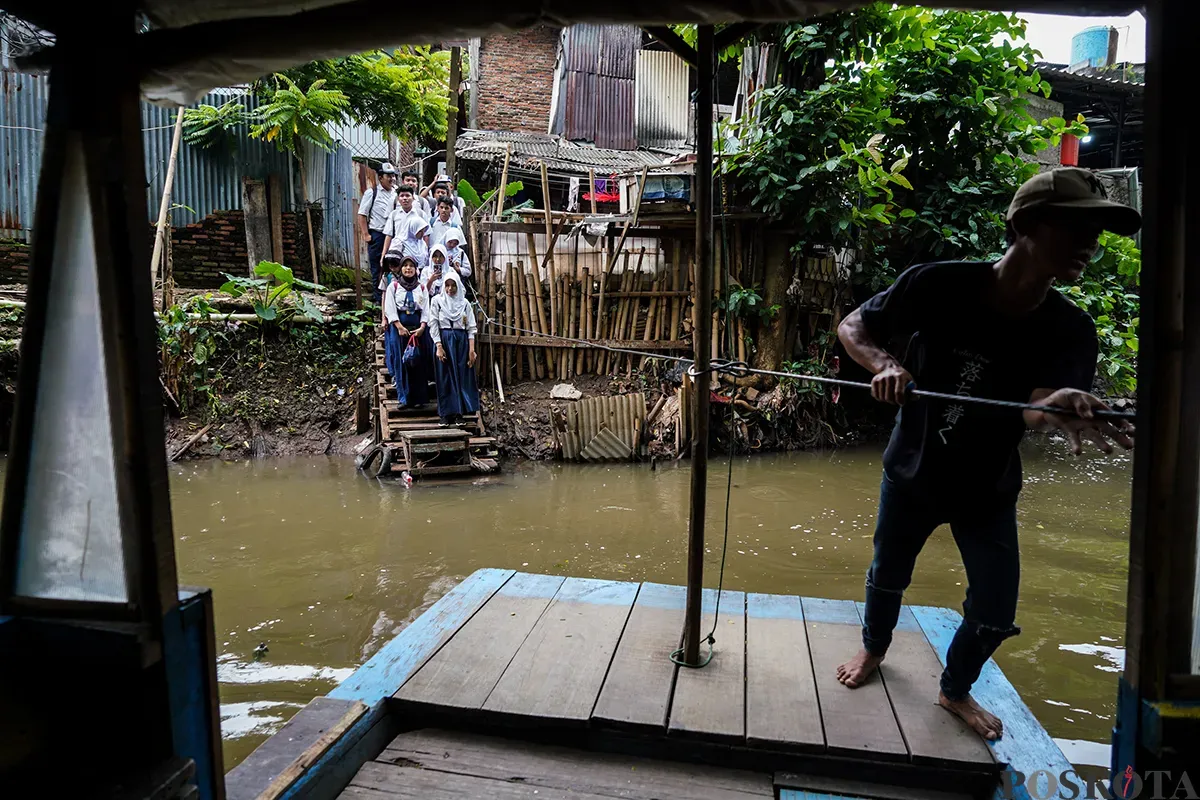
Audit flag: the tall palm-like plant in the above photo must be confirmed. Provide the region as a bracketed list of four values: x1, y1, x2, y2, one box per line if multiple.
[250, 75, 349, 282]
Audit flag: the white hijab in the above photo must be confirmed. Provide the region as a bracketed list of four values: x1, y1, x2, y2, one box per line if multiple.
[437, 271, 469, 322]
[443, 226, 465, 252]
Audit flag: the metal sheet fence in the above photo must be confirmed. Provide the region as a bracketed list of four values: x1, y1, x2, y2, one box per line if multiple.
[2, 72, 357, 266]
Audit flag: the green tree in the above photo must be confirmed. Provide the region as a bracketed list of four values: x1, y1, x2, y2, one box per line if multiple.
[725, 5, 1087, 377]
[280, 47, 450, 143]
[250, 75, 349, 283]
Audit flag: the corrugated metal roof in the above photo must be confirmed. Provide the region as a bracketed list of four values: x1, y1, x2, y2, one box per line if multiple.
[636, 50, 689, 150]
[456, 129, 665, 175]
[1035, 61, 1145, 92]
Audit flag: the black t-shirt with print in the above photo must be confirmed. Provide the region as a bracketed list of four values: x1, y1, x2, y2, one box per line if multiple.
[859, 261, 1097, 499]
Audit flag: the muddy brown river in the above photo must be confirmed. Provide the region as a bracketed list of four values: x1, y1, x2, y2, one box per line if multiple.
[161, 437, 1131, 770]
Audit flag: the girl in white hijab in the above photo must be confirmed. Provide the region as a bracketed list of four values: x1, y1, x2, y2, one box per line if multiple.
[427, 271, 478, 426]
[399, 215, 430, 269]
[442, 227, 472, 279]
[422, 243, 454, 299]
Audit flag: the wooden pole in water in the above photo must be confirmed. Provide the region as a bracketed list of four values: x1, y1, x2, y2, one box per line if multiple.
[683, 25, 715, 667]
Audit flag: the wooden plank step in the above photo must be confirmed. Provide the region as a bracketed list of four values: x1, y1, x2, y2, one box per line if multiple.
[407, 441, 467, 455]
[801, 597, 908, 762]
[408, 463, 474, 476]
[370, 729, 773, 799]
[401, 429, 471, 441]
[469, 437, 498, 446]
[483, 578, 638, 723]
[867, 604, 994, 768]
[745, 593, 824, 752]
[668, 589, 746, 744]
[593, 582, 686, 732]
[395, 573, 565, 710]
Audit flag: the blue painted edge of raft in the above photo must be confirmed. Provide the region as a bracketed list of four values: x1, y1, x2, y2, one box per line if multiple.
[328, 567, 514, 705]
[910, 605, 1072, 800]
[779, 792, 869, 800]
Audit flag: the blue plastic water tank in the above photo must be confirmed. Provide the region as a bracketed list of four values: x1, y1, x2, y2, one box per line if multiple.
[1070, 26, 1116, 69]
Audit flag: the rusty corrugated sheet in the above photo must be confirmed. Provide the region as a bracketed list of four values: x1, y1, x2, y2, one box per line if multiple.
[0, 70, 49, 240]
[636, 50, 689, 149]
[560, 23, 638, 151]
[560, 392, 646, 461]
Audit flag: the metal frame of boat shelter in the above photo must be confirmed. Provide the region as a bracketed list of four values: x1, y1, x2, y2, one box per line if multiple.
[0, 0, 1193, 794]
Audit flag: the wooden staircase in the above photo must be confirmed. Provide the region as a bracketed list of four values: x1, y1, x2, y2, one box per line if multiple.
[365, 334, 500, 480]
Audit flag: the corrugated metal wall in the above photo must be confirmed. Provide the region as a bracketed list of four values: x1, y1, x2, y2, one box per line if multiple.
[636, 50, 689, 149]
[559, 24, 639, 151]
[322, 144, 355, 267]
[1, 72, 358, 266]
[0, 70, 49, 239]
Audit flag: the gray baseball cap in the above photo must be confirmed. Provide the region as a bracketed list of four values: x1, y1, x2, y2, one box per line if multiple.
[1007, 167, 1141, 236]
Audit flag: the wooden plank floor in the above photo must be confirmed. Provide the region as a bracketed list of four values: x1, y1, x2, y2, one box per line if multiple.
[390, 572, 1003, 790]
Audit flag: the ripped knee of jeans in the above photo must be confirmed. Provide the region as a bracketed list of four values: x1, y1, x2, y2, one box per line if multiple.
[966, 619, 1022, 646]
[865, 573, 906, 597]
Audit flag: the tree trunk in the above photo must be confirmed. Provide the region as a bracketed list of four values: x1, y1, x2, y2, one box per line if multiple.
[296, 153, 319, 284]
[751, 231, 794, 389]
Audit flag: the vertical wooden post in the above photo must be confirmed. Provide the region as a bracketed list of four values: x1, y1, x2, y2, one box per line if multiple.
[150, 107, 186, 284]
[446, 46, 462, 179]
[580, 267, 592, 374]
[526, 272, 546, 380]
[503, 263, 514, 384]
[589, 169, 598, 214]
[517, 260, 537, 380]
[526, 233, 549, 375]
[541, 161, 558, 341]
[496, 145, 511, 220]
[683, 25, 715, 667]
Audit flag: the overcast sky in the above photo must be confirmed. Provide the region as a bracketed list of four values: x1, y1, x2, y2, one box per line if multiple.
[1015, 11, 1146, 64]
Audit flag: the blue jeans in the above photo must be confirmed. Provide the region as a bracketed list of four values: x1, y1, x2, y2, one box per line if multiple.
[862, 472, 1022, 700]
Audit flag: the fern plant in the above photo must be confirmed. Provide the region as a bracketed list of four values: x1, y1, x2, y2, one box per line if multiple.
[250, 76, 349, 282]
[183, 100, 250, 153]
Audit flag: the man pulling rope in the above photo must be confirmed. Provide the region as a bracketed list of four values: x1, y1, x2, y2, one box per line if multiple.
[835, 167, 1140, 740]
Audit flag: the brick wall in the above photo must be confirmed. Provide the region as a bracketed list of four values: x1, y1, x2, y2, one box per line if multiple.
[0, 208, 321, 289]
[477, 26, 560, 133]
[0, 240, 29, 285]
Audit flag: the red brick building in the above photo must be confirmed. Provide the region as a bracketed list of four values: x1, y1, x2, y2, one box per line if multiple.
[473, 26, 561, 133]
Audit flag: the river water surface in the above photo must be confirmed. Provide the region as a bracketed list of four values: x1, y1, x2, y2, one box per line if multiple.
[164, 438, 1131, 770]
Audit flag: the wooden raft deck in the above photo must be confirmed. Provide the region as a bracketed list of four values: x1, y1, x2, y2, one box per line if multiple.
[229, 569, 1075, 800]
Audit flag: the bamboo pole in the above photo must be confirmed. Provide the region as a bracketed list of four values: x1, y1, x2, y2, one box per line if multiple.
[503, 263, 514, 384]
[641, 272, 663, 369]
[496, 145, 511, 219]
[151, 109, 186, 283]
[565, 277, 576, 378]
[626, 247, 647, 373]
[517, 260, 538, 380]
[526, 272, 546, 380]
[511, 261, 525, 381]
[526, 233, 549, 374]
[670, 240, 683, 342]
[607, 254, 632, 374]
[594, 240, 615, 375]
[588, 168, 598, 214]
[540, 161, 558, 341]
[579, 267, 591, 374]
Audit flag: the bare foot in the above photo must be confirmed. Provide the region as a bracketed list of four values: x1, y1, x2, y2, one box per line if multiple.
[938, 691, 1004, 740]
[836, 648, 884, 688]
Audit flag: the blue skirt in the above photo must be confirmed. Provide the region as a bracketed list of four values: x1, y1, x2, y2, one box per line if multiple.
[386, 313, 433, 407]
[434, 328, 479, 418]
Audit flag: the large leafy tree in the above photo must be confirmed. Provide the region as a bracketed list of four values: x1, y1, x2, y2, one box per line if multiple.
[726, 5, 1086, 376]
[281, 47, 451, 143]
[250, 75, 349, 282]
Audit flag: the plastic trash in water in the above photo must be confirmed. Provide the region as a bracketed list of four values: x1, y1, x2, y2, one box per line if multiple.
[401, 471, 413, 486]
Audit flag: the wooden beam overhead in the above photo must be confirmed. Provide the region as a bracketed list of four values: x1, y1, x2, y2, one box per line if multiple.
[643, 26, 697, 68]
[713, 22, 764, 53]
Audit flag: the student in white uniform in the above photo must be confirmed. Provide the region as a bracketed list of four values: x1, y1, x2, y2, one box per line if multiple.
[442, 228, 472, 280]
[429, 197, 458, 248]
[356, 162, 398, 303]
[422, 243, 452, 299]
[428, 272, 479, 427]
[381, 184, 429, 258]
[383, 253, 433, 408]
[403, 171, 432, 216]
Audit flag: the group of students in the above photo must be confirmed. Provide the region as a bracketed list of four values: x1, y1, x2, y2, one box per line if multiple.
[357, 162, 478, 428]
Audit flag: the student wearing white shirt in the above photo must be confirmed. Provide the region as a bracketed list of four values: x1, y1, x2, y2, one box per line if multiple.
[428, 272, 479, 426]
[381, 185, 429, 257]
[356, 162, 398, 303]
[402, 171, 432, 216]
[428, 197, 457, 248]
[383, 253, 433, 408]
